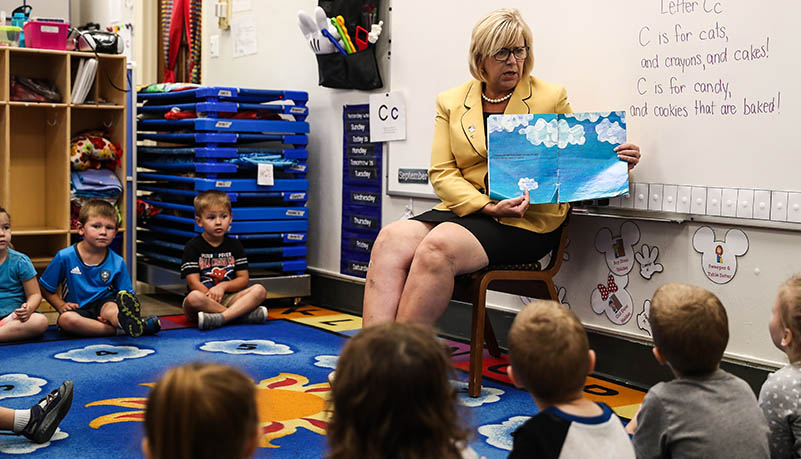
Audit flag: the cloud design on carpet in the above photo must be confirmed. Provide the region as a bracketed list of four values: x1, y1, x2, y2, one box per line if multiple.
[314, 355, 338, 369]
[478, 415, 531, 451]
[54, 344, 155, 363]
[200, 339, 293, 355]
[0, 374, 47, 401]
[450, 380, 504, 407]
[0, 428, 68, 454]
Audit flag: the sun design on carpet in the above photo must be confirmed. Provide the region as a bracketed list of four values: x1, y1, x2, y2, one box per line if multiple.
[85, 373, 331, 448]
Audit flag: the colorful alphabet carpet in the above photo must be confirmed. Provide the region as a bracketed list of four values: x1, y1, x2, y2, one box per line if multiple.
[0, 305, 645, 458]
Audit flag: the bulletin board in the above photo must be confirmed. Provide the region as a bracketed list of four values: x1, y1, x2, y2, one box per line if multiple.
[387, 1, 800, 205]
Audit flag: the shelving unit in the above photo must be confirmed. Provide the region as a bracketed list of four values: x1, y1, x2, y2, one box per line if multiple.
[135, 86, 311, 300]
[0, 48, 128, 311]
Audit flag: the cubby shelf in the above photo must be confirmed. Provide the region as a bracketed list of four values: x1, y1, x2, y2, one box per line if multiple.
[0, 47, 128, 312]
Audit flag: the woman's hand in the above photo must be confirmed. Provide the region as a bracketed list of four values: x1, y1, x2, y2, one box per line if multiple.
[482, 190, 530, 218]
[615, 143, 641, 169]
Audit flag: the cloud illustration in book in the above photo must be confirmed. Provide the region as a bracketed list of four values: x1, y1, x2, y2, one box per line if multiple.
[564, 111, 611, 122]
[517, 177, 539, 192]
[596, 118, 626, 145]
[487, 114, 531, 133]
[521, 118, 586, 148]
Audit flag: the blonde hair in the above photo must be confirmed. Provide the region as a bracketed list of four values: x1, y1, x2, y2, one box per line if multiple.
[508, 301, 589, 402]
[144, 363, 258, 459]
[650, 283, 729, 375]
[193, 190, 232, 216]
[777, 274, 801, 361]
[327, 323, 470, 459]
[469, 8, 534, 82]
[78, 200, 119, 227]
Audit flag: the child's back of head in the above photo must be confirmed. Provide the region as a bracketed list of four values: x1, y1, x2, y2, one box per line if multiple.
[650, 283, 728, 376]
[144, 362, 258, 459]
[508, 300, 590, 403]
[770, 274, 801, 361]
[327, 322, 470, 459]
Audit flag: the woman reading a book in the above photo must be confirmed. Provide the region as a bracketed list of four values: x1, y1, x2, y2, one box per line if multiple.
[363, 8, 640, 327]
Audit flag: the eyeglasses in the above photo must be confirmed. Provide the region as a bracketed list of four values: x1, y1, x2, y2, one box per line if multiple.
[492, 46, 529, 62]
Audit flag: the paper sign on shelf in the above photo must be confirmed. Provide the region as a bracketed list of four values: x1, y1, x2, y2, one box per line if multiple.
[257, 163, 274, 186]
[369, 92, 406, 142]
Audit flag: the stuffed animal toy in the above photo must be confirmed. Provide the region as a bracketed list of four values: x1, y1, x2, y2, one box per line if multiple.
[70, 130, 122, 171]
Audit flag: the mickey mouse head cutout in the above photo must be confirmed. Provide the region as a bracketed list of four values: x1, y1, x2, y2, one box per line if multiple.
[692, 226, 749, 285]
[591, 273, 633, 325]
[637, 299, 652, 336]
[595, 221, 641, 276]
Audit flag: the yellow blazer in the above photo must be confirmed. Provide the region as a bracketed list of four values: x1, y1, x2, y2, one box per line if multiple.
[429, 76, 572, 234]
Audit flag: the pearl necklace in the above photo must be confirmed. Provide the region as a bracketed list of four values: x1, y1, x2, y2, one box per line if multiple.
[482, 91, 513, 104]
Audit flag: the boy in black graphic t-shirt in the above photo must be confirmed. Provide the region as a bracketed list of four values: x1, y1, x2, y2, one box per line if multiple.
[180, 190, 267, 330]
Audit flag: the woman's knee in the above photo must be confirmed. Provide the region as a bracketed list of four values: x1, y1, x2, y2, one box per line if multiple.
[413, 234, 458, 271]
[373, 221, 427, 260]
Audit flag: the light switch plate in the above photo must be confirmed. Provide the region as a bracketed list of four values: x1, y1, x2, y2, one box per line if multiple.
[648, 184, 663, 211]
[753, 190, 770, 220]
[788, 193, 801, 223]
[662, 185, 678, 212]
[736, 189, 754, 219]
[721, 188, 738, 217]
[690, 187, 706, 215]
[771, 191, 788, 221]
[634, 183, 649, 210]
[676, 186, 692, 213]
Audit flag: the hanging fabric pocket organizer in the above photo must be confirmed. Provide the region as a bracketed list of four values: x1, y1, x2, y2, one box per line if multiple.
[316, 0, 383, 90]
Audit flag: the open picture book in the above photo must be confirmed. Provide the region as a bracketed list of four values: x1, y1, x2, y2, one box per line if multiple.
[487, 111, 629, 204]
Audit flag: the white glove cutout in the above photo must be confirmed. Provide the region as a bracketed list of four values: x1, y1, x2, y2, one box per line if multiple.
[368, 20, 384, 44]
[635, 244, 663, 280]
[298, 7, 341, 54]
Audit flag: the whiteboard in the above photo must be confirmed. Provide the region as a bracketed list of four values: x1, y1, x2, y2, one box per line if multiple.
[388, 1, 800, 201]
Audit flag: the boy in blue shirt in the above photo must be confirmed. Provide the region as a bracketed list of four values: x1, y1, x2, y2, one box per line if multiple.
[40, 200, 159, 337]
[0, 206, 49, 342]
[181, 190, 267, 330]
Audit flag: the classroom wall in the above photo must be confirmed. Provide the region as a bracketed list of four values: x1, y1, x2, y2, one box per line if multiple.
[201, 2, 795, 367]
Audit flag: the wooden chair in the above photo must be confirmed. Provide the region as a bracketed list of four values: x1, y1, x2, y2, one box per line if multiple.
[452, 219, 570, 397]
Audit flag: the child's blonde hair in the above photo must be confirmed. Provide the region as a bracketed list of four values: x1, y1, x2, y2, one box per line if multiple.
[193, 190, 232, 216]
[144, 362, 258, 459]
[508, 300, 589, 402]
[78, 200, 119, 227]
[469, 8, 534, 82]
[650, 283, 729, 375]
[777, 274, 801, 360]
[327, 322, 470, 459]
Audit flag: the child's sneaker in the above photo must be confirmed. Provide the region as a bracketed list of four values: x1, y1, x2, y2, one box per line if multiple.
[21, 380, 74, 444]
[240, 306, 268, 324]
[116, 290, 144, 337]
[142, 315, 161, 335]
[198, 312, 224, 330]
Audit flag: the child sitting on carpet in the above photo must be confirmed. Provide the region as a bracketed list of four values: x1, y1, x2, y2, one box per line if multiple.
[326, 322, 477, 459]
[506, 300, 634, 458]
[0, 380, 73, 443]
[0, 206, 49, 342]
[143, 363, 259, 459]
[760, 273, 801, 459]
[39, 200, 160, 337]
[180, 190, 267, 330]
[627, 283, 769, 458]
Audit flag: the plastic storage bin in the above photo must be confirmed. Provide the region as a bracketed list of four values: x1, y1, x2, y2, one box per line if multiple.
[0, 26, 21, 47]
[23, 20, 69, 50]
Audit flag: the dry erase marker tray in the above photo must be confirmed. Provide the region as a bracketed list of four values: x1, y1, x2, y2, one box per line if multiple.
[139, 101, 309, 121]
[137, 118, 310, 134]
[137, 87, 309, 105]
[139, 200, 307, 221]
[137, 185, 307, 204]
[137, 173, 309, 192]
[137, 146, 308, 160]
[137, 132, 308, 146]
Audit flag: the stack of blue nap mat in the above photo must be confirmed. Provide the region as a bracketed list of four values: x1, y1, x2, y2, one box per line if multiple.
[136, 86, 310, 274]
